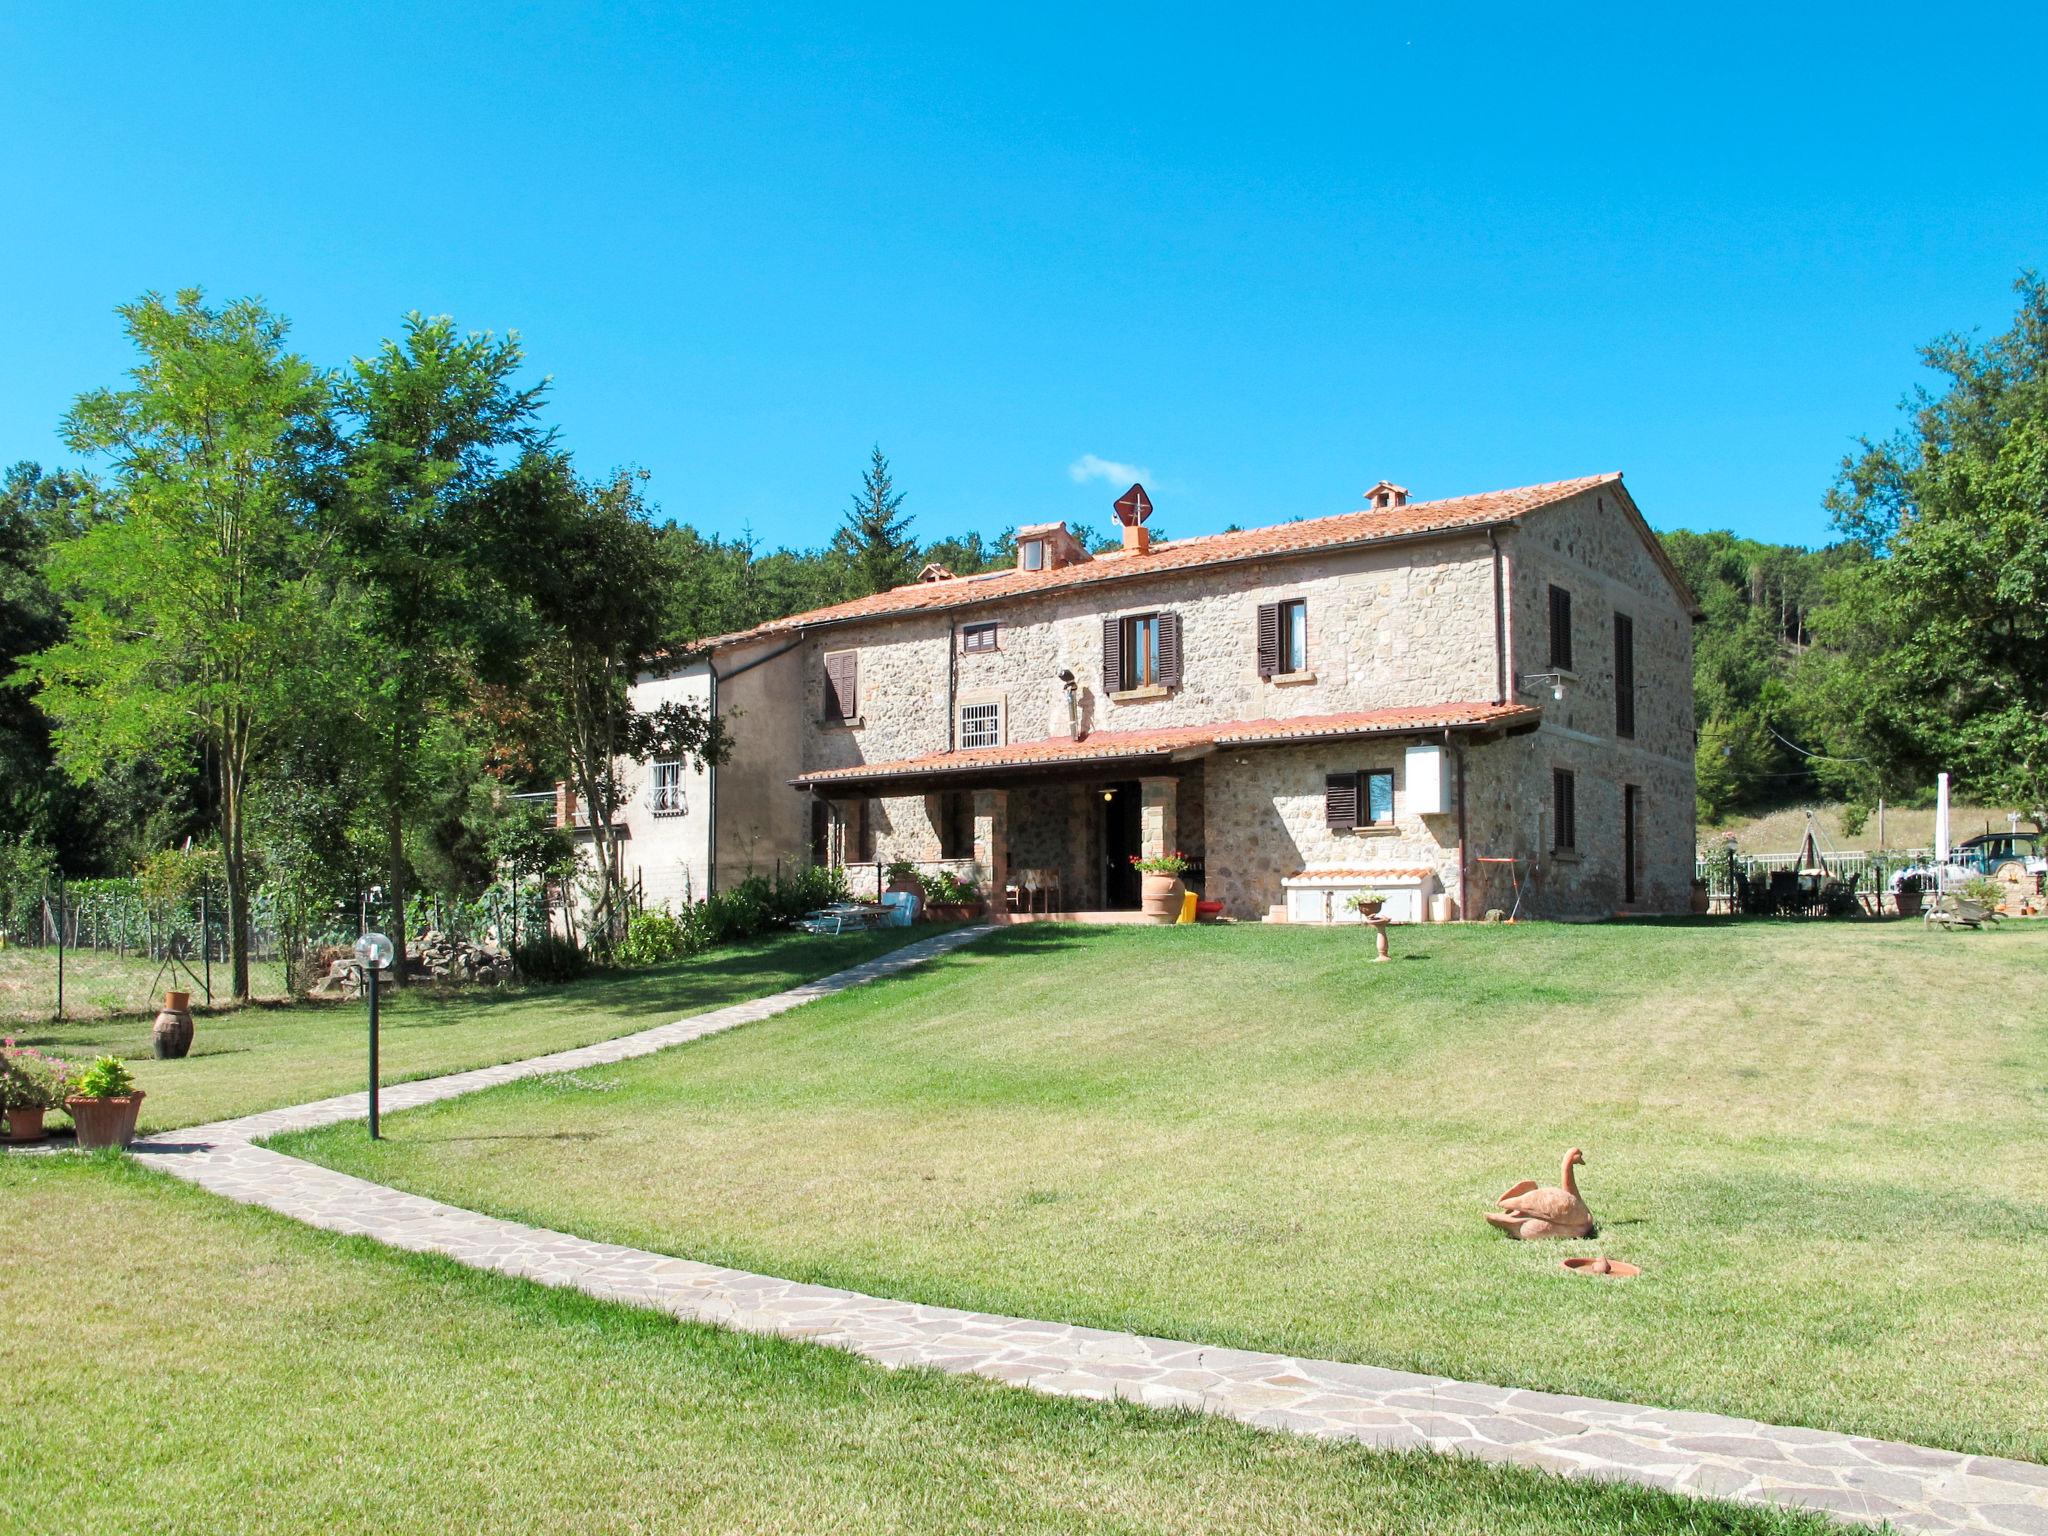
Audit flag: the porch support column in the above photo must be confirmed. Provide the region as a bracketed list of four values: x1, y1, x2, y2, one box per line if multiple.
[972, 788, 1010, 900]
[1140, 776, 1178, 861]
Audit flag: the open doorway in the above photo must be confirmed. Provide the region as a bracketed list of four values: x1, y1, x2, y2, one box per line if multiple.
[1099, 780, 1142, 908]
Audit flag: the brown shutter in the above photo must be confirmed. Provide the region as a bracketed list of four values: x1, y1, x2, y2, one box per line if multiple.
[1256, 603, 1280, 678]
[824, 651, 857, 721]
[1548, 586, 1573, 670]
[1101, 616, 1122, 694]
[1325, 771, 1360, 829]
[1158, 612, 1182, 688]
[1613, 613, 1635, 738]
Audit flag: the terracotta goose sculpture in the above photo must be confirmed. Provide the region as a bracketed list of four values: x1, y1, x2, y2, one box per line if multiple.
[1486, 1147, 1594, 1240]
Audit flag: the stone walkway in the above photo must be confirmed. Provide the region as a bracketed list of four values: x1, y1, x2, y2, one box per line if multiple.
[104, 924, 2047, 1535]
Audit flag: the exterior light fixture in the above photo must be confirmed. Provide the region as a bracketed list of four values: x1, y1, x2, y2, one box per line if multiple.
[1102, 788, 1115, 801]
[1518, 671, 1568, 703]
[354, 931, 394, 1138]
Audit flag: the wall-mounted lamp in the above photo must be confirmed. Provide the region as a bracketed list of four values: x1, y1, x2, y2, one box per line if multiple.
[1518, 671, 1568, 703]
[1101, 788, 1116, 802]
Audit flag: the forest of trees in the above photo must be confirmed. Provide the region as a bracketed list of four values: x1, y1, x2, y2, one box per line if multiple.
[4, 276, 2045, 980]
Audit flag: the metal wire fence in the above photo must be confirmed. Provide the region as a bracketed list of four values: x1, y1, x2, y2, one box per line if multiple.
[0, 875, 556, 1023]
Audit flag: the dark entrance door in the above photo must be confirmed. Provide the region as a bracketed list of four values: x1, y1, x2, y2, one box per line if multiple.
[1100, 780, 1142, 908]
[1623, 784, 1640, 905]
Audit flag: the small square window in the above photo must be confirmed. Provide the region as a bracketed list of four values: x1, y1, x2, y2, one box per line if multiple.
[959, 700, 1002, 749]
[1021, 540, 1045, 571]
[962, 622, 999, 653]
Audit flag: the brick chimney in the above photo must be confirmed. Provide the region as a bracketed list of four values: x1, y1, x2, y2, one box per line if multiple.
[1366, 480, 1410, 510]
[1121, 523, 1152, 555]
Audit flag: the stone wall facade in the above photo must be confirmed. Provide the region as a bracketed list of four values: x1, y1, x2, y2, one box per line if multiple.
[624, 486, 1698, 920]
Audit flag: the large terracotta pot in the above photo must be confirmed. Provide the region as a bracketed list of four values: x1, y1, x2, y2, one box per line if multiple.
[153, 991, 195, 1060]
[1139, 873, 1184, 919]
[1689, 884, 1711, 915]
[1894, 890, 1923, 918]
[1351, 899, 1385, 921]
[4, 1106, 47, 1143]
[66, 1092, 145, 1151]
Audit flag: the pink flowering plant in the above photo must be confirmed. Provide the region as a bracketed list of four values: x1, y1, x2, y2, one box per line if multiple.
[0, 1038, 76, 1111]
[1129, 850, 1190, 876]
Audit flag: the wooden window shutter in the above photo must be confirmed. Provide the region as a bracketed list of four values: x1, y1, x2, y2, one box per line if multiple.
[1613, 613, 1635, 738]
[1256, 603, 1280, 679]
[1325, 771, 1360, 829]
[824, 651, 857, 721]
[1548, 585, 1573, 670]
[1101, 616, 1122, 694]
[1158, 612, 1183, 688]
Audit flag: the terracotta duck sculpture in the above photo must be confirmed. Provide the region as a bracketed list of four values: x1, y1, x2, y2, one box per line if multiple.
[1486, 1147, 1594, 1240]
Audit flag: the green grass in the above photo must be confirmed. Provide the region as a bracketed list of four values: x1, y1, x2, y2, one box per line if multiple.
[284, 919, 2048, 1462]
[14, 927, 933, 1132]
[0, 1155, 1826, 1536]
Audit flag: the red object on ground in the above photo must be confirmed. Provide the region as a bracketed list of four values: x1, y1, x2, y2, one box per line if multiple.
[1195, 899, 1225, 918]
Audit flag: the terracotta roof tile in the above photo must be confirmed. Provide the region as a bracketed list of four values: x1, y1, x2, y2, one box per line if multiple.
[790, 702, 1537, 787]
[702, 475, 1621, 649]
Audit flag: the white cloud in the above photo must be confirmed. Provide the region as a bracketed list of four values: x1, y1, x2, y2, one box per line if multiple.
[1067, 453, 1151, 486]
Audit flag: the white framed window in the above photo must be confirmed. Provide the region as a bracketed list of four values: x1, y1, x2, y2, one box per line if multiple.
[649, 760, 686, 816]
[1020, 539, 1045, 571]
[958, 698, 1004, 749]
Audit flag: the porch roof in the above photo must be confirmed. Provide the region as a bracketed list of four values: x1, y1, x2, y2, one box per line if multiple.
[789, 701, 1539, 790]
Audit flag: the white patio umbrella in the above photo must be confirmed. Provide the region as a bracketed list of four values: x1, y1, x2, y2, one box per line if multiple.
[1934, 772, 1952, 892]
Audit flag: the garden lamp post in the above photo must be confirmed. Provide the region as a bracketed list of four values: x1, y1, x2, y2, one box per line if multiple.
[354, 931, 394, 1139]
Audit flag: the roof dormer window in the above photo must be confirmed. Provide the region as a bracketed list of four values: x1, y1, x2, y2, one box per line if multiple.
[1020, 539, 1045, 571]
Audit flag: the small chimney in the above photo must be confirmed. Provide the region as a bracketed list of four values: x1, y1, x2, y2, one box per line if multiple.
[1121, 523, 1152, 555]
[1365, 480, 1410, 510]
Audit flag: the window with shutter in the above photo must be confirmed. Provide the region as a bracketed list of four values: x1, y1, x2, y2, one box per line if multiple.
[1552, 767, 1577, 851]
[1256, 603, 1280, 678]
[822, 650, 858, 722]
[1613, 613, 1635, 738]
[1101, 615, 1122, 693]
[1364, 770, 1395, 826]
[1548, 586, 1574, 670]
[1279, 599, 1307, 674]
[1325, 771, 1360, 829]
[1158, 612, 1182, 688]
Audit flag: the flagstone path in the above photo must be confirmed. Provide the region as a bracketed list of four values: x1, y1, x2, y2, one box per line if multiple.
[103, 923, 2048, 1535]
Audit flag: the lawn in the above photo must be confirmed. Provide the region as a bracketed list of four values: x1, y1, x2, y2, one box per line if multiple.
[284, 919, 2048, 1463]
[0, 1156, 1825, 1536]
[14, 926, 932, 1132]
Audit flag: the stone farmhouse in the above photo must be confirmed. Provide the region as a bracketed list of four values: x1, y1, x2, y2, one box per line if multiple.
[584, 473, 1701, 922]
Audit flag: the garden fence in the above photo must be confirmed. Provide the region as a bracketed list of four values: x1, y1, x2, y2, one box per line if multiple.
[1693, 847, 1933, 906]
[0, 873, 556, 1025]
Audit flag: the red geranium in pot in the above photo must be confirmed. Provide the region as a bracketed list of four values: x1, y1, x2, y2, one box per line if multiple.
[1, 1038, 74, 1144]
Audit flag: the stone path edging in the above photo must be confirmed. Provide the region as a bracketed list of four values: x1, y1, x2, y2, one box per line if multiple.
[111, 924, 2047, 1536]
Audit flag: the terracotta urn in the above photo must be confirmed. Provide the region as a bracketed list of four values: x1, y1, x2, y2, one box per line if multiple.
[66, 1091, 145, 1151]
[1689, 883, 1711, 915]
[152, 990, 195, 1060]
[1351, 898, 1385, 920]
[4, 1105, 47, 1144]
[1895, 889, 1923, 918]
[1139, 873, 1184, 919]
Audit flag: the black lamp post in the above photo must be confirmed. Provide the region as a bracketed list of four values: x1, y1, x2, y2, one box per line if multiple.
[354, 931, 394, 1139]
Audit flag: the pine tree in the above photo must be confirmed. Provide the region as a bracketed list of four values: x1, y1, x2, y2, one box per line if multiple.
[836, 445, 916, 594]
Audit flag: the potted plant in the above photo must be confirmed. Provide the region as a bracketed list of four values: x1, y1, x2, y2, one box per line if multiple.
[1689, 877, 1711, 915]
[1130, 851, 1190, 919]
[153, 988, 195, 1059]
[1345, 889, 1387, 921]
[1, 1039, 73, 1144]
[918, 871, 985, 921]
[1893, 871, 1927, 917]
[884, 860, 923, 896]
[65, 1055, 146, 1151]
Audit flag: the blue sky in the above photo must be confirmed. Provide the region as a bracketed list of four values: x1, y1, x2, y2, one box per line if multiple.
[4, 3, 2043, 551]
